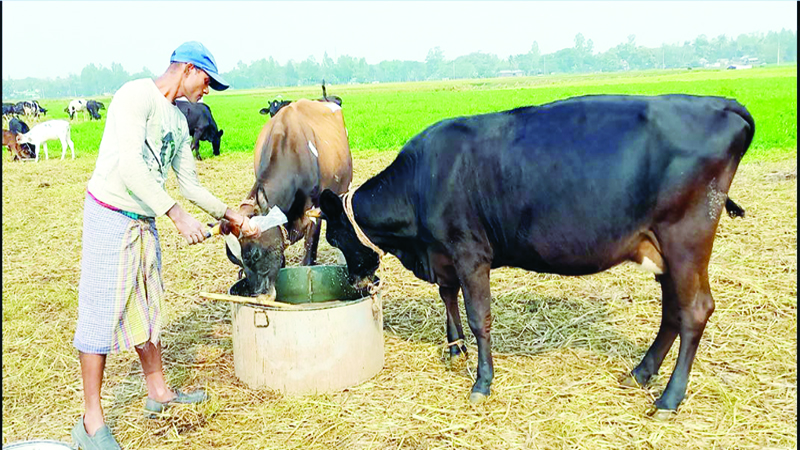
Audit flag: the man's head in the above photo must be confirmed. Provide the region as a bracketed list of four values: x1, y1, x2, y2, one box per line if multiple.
[170, 41, 229, 102]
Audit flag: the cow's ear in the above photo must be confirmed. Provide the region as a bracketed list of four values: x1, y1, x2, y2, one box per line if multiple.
[218, 129, 224, 137]
[319, 189, 344, 219]
[259, 108, 269, 115]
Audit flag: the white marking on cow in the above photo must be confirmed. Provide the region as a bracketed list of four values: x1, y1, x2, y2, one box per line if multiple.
[633, 257, 664, 274]
[308, 140, 319, 158]
[324, 102, 342, 113]
[706, 178, 726, 221]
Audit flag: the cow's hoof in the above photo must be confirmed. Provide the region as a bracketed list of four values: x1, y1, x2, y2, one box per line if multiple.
[647, 406, 678, 421]
[468, 392, 487, 405]
[619, 373, 643, 389]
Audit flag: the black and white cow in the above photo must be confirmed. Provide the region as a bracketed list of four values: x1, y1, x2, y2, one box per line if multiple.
[317, 94, 754, 416]
[176, 100, 223, 160]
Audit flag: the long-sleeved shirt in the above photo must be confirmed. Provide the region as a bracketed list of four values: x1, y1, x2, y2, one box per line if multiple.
[87, 78, 227, 219]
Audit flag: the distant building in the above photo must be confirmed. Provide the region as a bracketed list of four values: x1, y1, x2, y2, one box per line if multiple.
[497, 70, 524, 77]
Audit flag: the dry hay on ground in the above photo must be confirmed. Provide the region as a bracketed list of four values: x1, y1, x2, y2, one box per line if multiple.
[2, 153, 796, 449]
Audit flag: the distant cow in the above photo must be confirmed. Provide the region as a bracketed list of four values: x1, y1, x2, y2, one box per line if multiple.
[86, 100, 104, 120]
[65, 99, 88, 120]
[259, 99, 293, 117]
[8, 117, 34, 157]
[317, 94, 755, 416]
[3, 130, 35, 161]
[16, 120, 75, 161]
[221, 99, 353, 296]
[14, 100, 46, 118]
[176, 100, 223, 160]
[259, 82, 343, 118]
[2, 102, 16, 118]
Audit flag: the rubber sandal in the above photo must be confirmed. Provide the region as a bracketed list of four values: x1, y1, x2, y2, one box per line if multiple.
[71, 417, 122, 450]
[144, 388, 208, 418]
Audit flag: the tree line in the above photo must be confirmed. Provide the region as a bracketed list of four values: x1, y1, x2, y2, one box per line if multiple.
[3, 29, 796, 100]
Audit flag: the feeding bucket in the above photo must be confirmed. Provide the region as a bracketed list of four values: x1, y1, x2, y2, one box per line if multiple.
[222, 265, 384, 394]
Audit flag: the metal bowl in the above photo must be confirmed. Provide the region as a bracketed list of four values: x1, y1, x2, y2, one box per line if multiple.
[229, 264, 368, 304]
[3, 441, 75, 450]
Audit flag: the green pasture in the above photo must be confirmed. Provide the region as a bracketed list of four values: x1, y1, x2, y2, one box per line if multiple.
[22, 65, 797, 161]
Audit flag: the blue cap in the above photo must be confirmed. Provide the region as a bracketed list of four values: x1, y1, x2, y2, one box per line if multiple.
[170, 41, 229, 91]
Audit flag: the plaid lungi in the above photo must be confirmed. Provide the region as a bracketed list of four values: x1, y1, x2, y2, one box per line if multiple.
[73, 193, 164, 354]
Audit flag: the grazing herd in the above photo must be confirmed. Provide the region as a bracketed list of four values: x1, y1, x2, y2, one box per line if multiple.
[2, 83, 757, 417]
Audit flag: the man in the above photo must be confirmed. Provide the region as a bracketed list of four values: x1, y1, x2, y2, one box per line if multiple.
[71, 41, 260, 449]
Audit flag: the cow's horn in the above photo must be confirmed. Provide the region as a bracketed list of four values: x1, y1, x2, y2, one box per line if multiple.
[305, 208, 322, 218]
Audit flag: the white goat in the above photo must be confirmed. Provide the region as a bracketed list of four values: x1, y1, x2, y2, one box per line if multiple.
[16, 120, 75, 161]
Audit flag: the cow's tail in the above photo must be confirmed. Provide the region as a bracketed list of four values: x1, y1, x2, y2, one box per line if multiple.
[725, 197, 745, 219]
[722, 100, 754, 221]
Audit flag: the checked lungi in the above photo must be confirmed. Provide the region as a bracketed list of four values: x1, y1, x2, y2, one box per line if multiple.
[73, 192, 164, 354]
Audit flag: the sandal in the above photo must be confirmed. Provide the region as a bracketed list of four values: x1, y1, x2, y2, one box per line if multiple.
[144, 388, 208, 418]
[71, 417, 121, 450]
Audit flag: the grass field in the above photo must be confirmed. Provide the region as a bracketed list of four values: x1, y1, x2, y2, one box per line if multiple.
[12, 65, 798, 161]
[2, 67, 797, 449]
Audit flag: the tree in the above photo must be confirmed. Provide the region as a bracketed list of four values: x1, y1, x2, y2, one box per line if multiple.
[335, 55, 356, 83]
[426, 46, 445, 79]
[322, 51, 336, 83]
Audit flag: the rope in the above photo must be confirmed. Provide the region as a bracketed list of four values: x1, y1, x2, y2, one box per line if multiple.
[341, 188, 387, 320]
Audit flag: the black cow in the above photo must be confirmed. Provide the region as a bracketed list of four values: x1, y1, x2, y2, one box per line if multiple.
[259, 82, 343, 118]
[318, 94, 754, 416]
[86, 100, 104, 120]
[176, 101, 223, 160]
[8, 117, 34, 157]
[2, 102, 16, 118]
[259, 99, 293, 117]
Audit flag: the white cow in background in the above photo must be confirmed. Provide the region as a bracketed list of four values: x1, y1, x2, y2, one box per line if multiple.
[16, 120, 75, 161]
[65, 99, 88, 120]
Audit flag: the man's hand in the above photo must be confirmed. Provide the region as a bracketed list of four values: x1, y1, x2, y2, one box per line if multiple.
[166, 203, 206, 245]
[223, 208, 261, 239]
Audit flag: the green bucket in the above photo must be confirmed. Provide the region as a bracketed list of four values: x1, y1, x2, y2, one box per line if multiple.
[229, 265, 368, 304]
[275, 265, 368, 304]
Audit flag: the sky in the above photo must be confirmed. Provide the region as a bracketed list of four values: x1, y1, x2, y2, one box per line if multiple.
[2, 1, 796, 80]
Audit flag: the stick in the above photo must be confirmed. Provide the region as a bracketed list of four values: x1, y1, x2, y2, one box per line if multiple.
[199, 292, 299, 309]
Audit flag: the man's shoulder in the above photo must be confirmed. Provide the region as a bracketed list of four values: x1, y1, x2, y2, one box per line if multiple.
[118, 78, 156, 94]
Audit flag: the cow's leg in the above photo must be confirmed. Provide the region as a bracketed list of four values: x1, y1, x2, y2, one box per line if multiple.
[68, 134, 76, 160]
[625, 281, 679, 388]
[440, 284, 468, 364]
[42, 142, 49, 160]
[647, 203, 721, 414]
[192, 132, 202, 160]
[456, 263, 494, 404]
[301, 219, 322, 266]
[60, 137, 68, 160]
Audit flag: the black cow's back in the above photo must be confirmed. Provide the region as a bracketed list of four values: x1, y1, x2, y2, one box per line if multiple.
[396, 94, 753, 273]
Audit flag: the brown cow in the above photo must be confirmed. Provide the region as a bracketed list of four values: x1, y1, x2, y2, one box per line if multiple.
[3, 129, 33, 161]
[222, 98, 353, 296]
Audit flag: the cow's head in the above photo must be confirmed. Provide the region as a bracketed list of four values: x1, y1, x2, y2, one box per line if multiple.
[220, 211, 286, 297]
[319, 189, 380, 289]
[15, 132, 32, 146]
[212, 129, 224, 156]
[259, 99, 292, 117]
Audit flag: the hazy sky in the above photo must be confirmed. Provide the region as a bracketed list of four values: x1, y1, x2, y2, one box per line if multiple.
[2, 1, 796, 80]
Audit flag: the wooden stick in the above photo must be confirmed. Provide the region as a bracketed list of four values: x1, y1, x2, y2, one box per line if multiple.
[199, 292, 301, 309]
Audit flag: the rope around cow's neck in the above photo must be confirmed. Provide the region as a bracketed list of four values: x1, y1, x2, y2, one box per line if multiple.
[341, 188, 386, 319]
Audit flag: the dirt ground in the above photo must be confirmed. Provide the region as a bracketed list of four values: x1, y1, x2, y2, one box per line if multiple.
[2, 152, 796, 449]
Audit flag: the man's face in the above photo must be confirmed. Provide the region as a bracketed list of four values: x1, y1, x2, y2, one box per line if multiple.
[185, 64, 210, 103]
